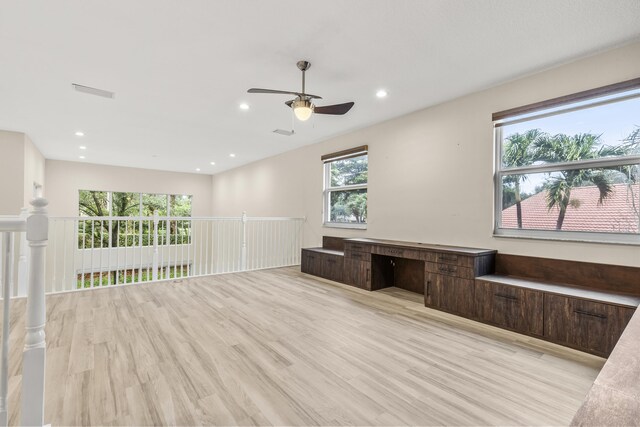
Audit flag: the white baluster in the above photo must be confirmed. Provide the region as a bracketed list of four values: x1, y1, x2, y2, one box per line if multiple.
[241, 212, 247, 271]
[1, 232, 14, 427]
[21, 196, 48, 427]
[152, 212, 159, 281]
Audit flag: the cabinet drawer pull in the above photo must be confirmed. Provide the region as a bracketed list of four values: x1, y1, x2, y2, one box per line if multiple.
[383, 248, 404, 256]
[438, 265, 457, 273]
[439, 255, 458, 263]
[574, 309, 607, 320]
[494, 293, 518, 301]
[426, 280, 431, 297]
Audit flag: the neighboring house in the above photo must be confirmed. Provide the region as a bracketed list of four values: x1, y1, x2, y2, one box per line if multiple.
[502, 183, 640, 233]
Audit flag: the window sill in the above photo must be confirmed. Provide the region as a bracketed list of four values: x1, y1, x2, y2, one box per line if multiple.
[493, 229, 640, 246]
[323, 222, 367, 230]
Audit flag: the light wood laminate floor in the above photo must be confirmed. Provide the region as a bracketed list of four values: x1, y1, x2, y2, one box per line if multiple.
[3, 267, 604, 426]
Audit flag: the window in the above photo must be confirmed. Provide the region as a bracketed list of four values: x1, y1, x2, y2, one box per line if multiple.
[494, 78, 640, 244]
[78, 190, 192, 248]
[323, 146, 368, 228]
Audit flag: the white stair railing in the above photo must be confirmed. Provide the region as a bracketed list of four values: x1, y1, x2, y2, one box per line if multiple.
[0, 196, 48, 427]
[46, 213, 304, 293]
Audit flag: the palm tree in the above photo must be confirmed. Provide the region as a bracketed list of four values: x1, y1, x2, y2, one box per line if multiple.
[535, 133, 625, 230]
[503, 129, 545, 228]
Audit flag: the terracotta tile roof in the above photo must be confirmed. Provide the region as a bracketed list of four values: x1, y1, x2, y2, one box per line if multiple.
[502, 183, 640, 233]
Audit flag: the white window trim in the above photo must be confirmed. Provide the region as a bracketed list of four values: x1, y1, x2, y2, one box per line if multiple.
[322, 154, 368, 229]
[493, 97, 640, 246]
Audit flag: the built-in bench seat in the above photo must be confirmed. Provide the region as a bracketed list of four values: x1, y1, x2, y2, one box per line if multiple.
[475, 254, 640, 357]
[477, 274, 640, 308]
[301, 237, 346, 283]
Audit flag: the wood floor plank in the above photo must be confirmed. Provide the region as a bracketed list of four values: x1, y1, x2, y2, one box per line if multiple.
[1, 266, 604, 426]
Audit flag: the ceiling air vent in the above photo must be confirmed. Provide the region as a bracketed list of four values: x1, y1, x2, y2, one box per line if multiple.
[72, 83, 115, 99]
[273, 129, 294, 136]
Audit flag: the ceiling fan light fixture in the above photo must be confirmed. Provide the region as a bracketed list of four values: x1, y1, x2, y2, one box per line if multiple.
[293, 99, 314, 121]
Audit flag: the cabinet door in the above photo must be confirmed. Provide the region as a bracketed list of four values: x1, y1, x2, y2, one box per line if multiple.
[545, 294, 635, 357]
[425, 272, 475, 317]
[301, 250, 321, 276]
[322, 255, 344, 283]
[344, 258, 371, 290]
[475, 280, 543, 336]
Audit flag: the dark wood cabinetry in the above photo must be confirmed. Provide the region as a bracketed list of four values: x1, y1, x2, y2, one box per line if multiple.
[301, 249, 344, 283]
[475, 279, 544, 336]
[302, 237, 640, 357]
[544, 294, 635, 357]
[344, 257, 371, 290]
[344, 242, 372, 290]
[425, 272, 475, 316]
[301, 250, 322, 277]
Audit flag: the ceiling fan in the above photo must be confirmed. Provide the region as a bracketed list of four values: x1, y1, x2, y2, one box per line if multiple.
[247, 60, 354, 121]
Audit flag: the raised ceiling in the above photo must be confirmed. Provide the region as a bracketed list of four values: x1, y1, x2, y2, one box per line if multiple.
[1, 1, 640, 174]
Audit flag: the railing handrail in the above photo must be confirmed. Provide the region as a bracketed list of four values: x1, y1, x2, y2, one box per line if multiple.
[0, 217, 26, 232]
[50, 215, 306, 221]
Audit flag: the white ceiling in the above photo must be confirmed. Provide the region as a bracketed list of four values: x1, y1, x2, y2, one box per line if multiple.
[2, 1, 640, 175]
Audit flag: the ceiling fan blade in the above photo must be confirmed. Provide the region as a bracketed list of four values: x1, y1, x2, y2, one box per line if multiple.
[314, 102, 354, 115]
[248, 88, 322, 99]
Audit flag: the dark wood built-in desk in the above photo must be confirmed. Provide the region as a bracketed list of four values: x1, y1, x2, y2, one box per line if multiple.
[301, 238, 640, 357]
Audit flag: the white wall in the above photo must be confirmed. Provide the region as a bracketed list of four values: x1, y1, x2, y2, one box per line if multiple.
[211, 41, 640, 267]
[23, 134, 45, 206]
[45, 160, 213, 217]
[0, 130, 45, 215]
[0, 130, 25, 215]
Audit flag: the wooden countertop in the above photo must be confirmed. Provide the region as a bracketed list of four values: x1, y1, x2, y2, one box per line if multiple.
[345, 238, 496, 256]
[571, 308, 640, 426]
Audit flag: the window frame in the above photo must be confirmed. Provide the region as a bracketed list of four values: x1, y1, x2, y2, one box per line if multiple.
[322, 146, 368, 229]
[493, 79, 640, 245]
[77, 190, 193, 248]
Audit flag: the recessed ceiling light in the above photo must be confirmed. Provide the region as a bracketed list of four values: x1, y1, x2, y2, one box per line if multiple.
[78, 155, 85, 159]
[210, 161, 216, 165]
[195, 168, 201, 172]
[376, 89, 388, 98]
[229, 153, 236, 158]
[75, 131, 85, 137]
[239, 103, 250, 110]
[79, 145, 87, 150]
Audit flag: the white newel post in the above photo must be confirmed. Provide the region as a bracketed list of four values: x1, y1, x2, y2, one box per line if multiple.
[17, 208, 29, 297]
[240, 211, 247, 271]
[152, 211, 159, 281]
[21, 197, 48, 427]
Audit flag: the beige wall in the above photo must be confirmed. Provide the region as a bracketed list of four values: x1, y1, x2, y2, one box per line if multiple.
[45, 160, 213, 217]
[23, 134, 45, 206]
[211, 41, 640, 267]
[0, 130, 45, 215]
[0, 130, 25, 214]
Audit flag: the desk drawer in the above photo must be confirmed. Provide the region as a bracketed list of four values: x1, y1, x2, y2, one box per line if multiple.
[425, 262, 474, 279]
[345, 251, 371, 262]
[424, 252, 473, 268]
[372, 245, 422, 260]
[344, 242, 371, 253]
[544, 294, 635, 357]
